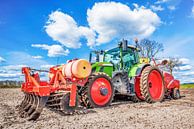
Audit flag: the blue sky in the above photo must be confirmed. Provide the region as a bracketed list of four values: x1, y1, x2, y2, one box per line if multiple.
[0, 0, 194, 83]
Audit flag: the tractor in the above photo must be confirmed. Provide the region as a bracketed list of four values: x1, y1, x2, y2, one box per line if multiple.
[79, 39, 181, 108]
[18, 39, 180, 121]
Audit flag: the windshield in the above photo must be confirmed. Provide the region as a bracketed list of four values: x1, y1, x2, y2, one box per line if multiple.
[104, 48, 120, 64]
[104, 47, 139, 70]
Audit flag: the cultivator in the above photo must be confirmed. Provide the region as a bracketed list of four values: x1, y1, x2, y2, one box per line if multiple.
[18, 39, 181, 121]
[18, 59, 91, 120]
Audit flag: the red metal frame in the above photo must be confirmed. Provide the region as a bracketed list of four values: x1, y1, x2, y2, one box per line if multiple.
[21, 67, 88, 107]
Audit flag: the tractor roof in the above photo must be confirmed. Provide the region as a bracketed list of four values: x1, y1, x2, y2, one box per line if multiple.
[105, 45, 138, 53]
[127, 45, 137, 49]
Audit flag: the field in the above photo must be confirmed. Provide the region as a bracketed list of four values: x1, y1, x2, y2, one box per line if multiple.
[0, 89, 194, 129]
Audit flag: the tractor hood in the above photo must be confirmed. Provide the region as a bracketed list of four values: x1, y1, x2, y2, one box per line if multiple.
[91, 62, 113, 77]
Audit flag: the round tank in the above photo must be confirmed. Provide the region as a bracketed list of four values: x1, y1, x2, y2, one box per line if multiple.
[62, 59, 91, 78]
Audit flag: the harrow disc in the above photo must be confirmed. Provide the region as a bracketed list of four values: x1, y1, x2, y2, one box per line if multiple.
[18, 93, 48, 121]
[46, 92, 78, 114]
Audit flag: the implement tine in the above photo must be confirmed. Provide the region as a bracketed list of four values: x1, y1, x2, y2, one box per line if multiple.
[28, 96, 48, 121]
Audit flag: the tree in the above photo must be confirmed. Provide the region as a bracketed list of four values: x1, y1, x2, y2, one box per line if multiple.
[166, 57, 182, 75]
[135, 38, 164, 61]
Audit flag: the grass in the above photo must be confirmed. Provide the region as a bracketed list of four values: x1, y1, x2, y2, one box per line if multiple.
[181, 83, 194, 89]
[0, 85, 21, 88]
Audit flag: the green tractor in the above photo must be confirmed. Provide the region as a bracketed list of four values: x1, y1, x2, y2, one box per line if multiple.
[79, 40, 165, 108]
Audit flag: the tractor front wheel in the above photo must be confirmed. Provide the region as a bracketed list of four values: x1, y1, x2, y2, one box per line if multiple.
[140, 66, 165, 103]
[81, 72, 114, 108]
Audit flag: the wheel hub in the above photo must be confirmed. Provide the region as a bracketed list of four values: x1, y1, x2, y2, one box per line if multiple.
[100, 87, 108, 96]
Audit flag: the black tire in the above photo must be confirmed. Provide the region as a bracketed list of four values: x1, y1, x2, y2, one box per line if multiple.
[111, 72, 130, 94]
[131, 95, 141, 103]
[140, 66, 165, 103]
[60, 93, 78, 114]
[81, 72, 114, 108]
[172, 88, 181, 99]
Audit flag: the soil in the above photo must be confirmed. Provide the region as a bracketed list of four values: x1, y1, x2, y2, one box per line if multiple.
[0, 89, 194, 129]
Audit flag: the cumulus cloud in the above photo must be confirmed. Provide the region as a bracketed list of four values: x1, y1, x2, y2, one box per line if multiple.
[45, 2, 161, 48]
[0, 56, 6, 62]
[31, 44, 69, 57]
[151, 5, 164, 11]
[87, 2, 161, 44]
[45, 11, 95, 48]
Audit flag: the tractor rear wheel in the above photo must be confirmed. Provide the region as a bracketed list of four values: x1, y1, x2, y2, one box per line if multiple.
[140, 66, 165, 103]
[172, 88, 181, 99]
[81, 72, 114, 108]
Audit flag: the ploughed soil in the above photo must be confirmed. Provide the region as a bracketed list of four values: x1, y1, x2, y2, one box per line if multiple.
[0, 88, 194, 129]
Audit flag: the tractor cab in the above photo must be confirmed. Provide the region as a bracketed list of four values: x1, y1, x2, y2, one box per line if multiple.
[104, 40, 139, 71]
[89, 40, 140, 72]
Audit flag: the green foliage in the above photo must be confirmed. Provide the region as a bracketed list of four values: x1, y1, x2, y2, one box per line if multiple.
[181, 84, 194, 89]
[0, 85, 21, 88]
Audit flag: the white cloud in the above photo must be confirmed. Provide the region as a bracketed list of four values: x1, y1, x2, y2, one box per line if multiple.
[40, 64, 54, 69]
[0, 56, 6, 62]
[31, 44, 69, 57]
[45, 2, 161, 48]
[179, 58, 190, 64]
[155, 0, 181, 11]
[0, 73, 22, 78]
[191, 6, 194, 18]
[168, 5, 176, 10]
[151, 5, 164, 11]
[155, 0, 169, 4]
[0, 65, 26, 80]
[78, 26, 96, 47]
[45, 11, 95, 48]
[87, 2, 161, 44]
[182, 71, 194, 76]
[0, 52, 50, 81]
[178, 65, 192, 71]
[1, 65, 27, 71]
[32, 55, 43, 59]
[133, 3, 139, 8]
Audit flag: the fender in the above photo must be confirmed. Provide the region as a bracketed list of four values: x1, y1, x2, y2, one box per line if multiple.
[135, 64, 151, 76]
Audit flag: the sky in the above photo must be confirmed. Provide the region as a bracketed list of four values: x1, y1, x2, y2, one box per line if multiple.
[0, 0, 194, 83]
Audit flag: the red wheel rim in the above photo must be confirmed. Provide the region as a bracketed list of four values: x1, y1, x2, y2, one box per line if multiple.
[91, 78, 112, 106]
[148, 70, 163, 100]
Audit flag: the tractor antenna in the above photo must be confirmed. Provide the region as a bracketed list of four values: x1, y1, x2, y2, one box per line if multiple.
[134, 38, 139, 48]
